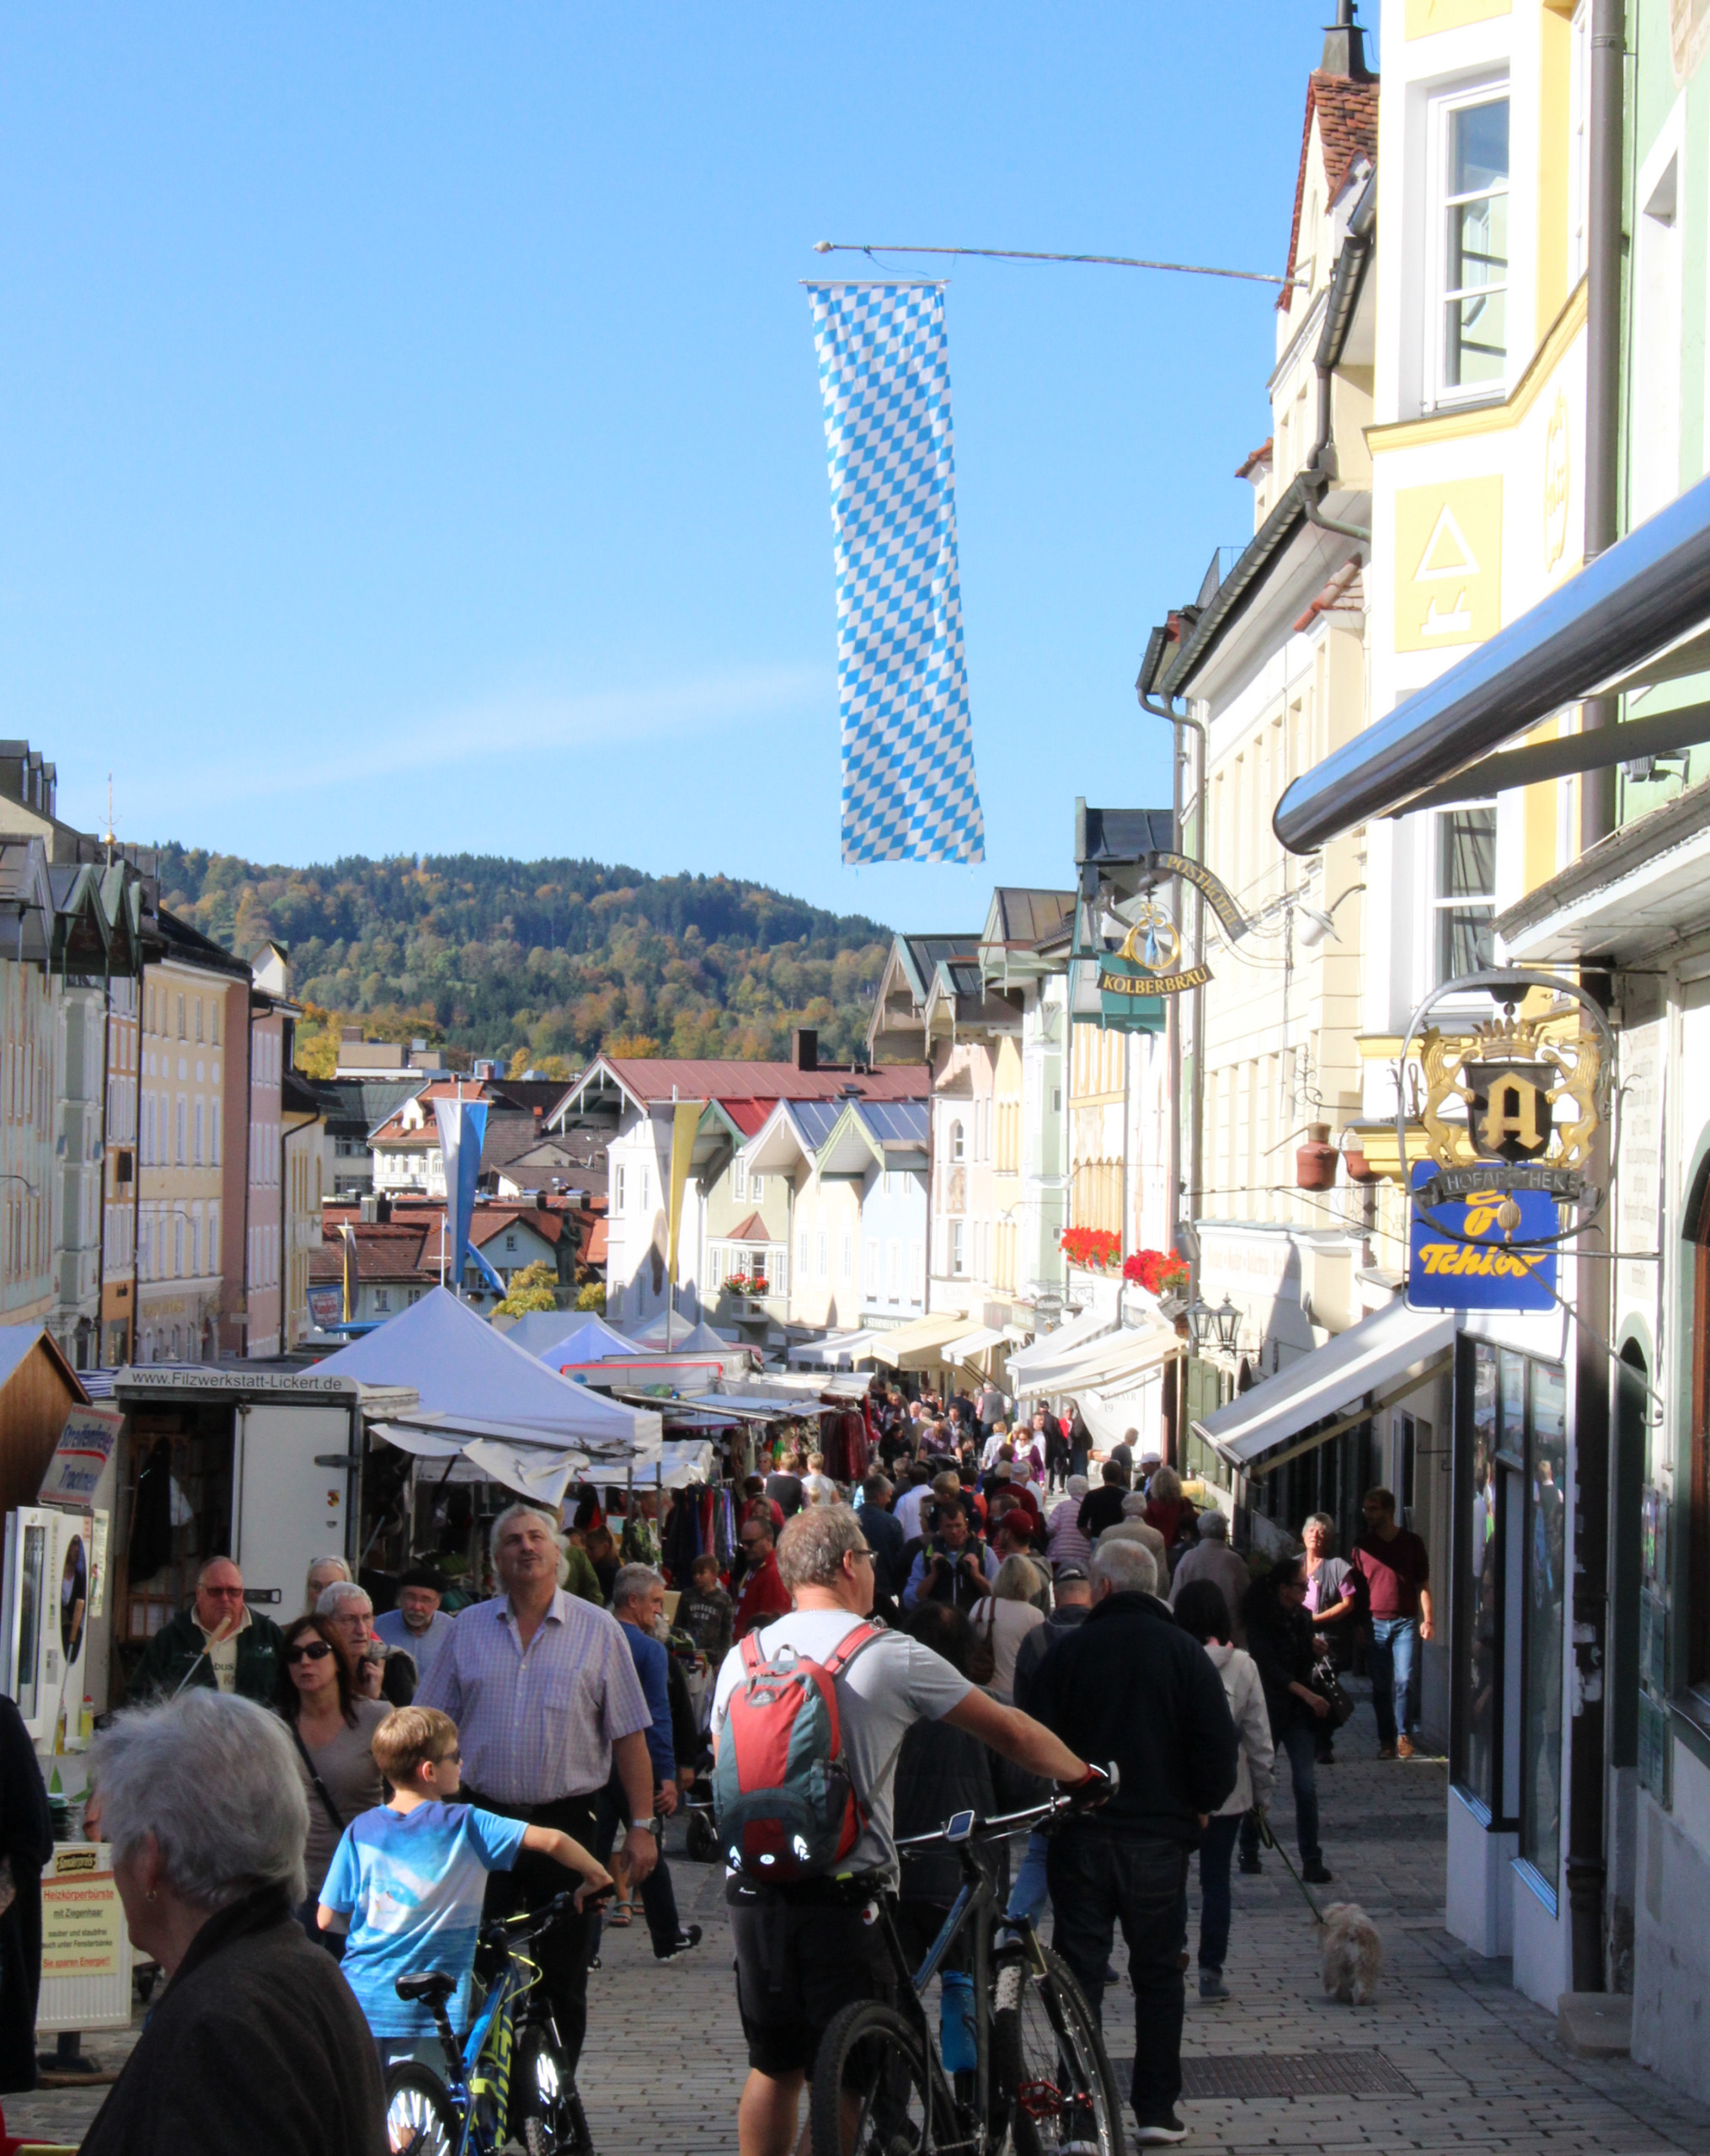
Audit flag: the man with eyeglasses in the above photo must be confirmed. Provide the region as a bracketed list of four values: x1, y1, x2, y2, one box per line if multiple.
[731, 1519, 791, 1641]
[129, 1556, 286, 1704]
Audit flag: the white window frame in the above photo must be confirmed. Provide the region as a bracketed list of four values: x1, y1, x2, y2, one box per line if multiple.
[1568, 3, 1590, 290]
[949, 1118, 965, 1164]
[865, 1238, 879, 1296]
[951, 1222, 965, 1277]
[1431, 801, 1499, 985]
[1426, 79, 1512, 409]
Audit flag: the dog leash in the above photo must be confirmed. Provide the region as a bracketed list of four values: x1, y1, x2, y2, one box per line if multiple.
[1253, 1811, 1325, 1926]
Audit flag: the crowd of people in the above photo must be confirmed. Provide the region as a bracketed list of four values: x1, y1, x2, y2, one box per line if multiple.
[48, 1373, 1434, 2154]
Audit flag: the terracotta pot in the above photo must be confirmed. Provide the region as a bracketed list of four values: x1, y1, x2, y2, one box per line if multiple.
[1343, 1145, 1380, 1184]
[1296, 1122, 1339, 1192]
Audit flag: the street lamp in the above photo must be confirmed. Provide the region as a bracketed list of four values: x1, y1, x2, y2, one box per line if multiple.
[1188, 1293, 1242, 1357]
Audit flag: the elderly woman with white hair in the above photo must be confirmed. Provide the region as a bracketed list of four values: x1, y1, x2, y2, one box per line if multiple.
[77, 1691, 384, 2156]
[969, 1555, 1048, 1702]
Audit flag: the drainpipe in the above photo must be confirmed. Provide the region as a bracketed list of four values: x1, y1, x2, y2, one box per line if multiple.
[1139, 669, 1205, 1467]
[1567, 0, 1626, 2003]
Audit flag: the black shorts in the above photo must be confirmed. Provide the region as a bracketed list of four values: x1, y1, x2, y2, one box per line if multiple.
[726, 1877, 895, 2078]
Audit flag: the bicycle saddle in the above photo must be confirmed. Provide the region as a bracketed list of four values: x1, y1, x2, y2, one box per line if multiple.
[394, 1970, 459, 2006]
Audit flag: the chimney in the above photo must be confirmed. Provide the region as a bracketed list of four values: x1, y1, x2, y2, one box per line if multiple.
[1320, 0, 1375, 82]
[375, 1194, 391, 1224]
[791, 1027, 819, 1072]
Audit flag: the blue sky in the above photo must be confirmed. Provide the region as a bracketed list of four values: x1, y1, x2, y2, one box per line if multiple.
[0, 3, 1378, 928]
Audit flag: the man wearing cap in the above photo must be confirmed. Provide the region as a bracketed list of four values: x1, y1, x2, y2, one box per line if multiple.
[374, 1566, 456, 1683]
[1168, 1511, 1250, 1647]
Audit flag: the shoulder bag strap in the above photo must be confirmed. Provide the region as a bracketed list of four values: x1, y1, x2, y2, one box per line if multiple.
[289, 1722, 347, 1836]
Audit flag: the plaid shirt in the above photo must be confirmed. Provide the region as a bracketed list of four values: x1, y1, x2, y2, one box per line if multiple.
[416, 1588, 650, 1805]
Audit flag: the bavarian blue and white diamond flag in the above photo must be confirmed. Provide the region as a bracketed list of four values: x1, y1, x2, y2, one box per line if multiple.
[809, 282, 985, 865]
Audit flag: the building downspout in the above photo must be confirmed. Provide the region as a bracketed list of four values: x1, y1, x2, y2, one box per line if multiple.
[1568, 0, 1626, 2001]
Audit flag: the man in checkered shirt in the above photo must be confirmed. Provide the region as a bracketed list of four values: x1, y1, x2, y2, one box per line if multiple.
[418, 1502, 659, 2082]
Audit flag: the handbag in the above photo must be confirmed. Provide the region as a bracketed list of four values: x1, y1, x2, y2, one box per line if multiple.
[1311, 1656, 1355, 1728]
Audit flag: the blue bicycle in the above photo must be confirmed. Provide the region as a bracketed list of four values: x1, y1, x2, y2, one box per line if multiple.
[382, 1890, 596, 2156]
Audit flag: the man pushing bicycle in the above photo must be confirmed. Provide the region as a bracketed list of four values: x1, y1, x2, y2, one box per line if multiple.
[709, 1502, 1099, 2156]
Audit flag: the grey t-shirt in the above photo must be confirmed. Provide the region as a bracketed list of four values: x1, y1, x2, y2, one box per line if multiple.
[713, 1611, 972, 1881]
[297, 1698, 392, 1898]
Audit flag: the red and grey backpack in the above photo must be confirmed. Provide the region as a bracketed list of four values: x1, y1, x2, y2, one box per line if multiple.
[712, 1622, 881, 1880]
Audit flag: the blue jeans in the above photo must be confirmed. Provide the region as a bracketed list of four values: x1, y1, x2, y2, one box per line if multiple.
[1004, 1828, 1050, 1926]
[1237, 1719, 1322, 1868]
[1368, 1615, 1419, 1746]
[1195, 1814, 1241, 1972]
[1047, 1828, 1189, 2129]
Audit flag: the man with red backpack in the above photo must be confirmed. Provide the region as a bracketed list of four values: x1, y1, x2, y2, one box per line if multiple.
[711, 1503, 1097, 2156]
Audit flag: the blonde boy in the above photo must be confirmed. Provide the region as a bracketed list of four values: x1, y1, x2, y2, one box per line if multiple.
[319, 1705, 610, 2041]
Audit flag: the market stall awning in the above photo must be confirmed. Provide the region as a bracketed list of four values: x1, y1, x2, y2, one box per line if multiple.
[318, 1288, 660, 1457]
[947, 1325, 1007, 1359]
[790, 1330, 881, 1369]
[1273, 467, 1710, 854]
[868, 1312, 980, 1369]
[1037, 1320, 1183, 1394]
[515, 1312, 641, 1363]
[1007, 1304, 1123, 1391]
[1193, 1300, 1456, 1474]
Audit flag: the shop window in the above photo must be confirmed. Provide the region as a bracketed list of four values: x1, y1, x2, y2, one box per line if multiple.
[1435, 806, 1497, 981]
[1520, 1361, 1568, 1896]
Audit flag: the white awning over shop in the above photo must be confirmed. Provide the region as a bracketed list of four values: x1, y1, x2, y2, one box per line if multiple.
[1193, 1300, 1456, 1475]
[947, 1326, 1007, 1359]
[1007, 1304, 1121, 1391]
[868, 1313, 974, 1369]
[790, 1331, 881, 1369]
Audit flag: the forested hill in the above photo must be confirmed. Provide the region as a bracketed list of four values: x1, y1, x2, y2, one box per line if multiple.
[152, 846, 892, 1078]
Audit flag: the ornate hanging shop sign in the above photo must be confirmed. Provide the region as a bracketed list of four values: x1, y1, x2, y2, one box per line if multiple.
[1096, 900, 1212, 1019]
[1136, 852, 1253, 942]
[1400, 969, 1613, 1311]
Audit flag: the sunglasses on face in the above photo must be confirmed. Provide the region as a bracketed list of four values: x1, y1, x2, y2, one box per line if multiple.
[286, 1641, 334, 1664]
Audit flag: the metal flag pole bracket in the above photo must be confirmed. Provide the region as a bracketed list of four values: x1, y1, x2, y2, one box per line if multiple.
[810, 241, 1299, 288]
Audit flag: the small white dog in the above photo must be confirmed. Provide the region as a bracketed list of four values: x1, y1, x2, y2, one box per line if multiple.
[1319, 1902, 1385, 2005]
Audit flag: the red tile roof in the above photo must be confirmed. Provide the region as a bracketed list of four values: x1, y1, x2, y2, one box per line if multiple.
[722, 1211, 771, 1246]
[1236, 437, 1274, 481]
[1280, 74, 1378, 307]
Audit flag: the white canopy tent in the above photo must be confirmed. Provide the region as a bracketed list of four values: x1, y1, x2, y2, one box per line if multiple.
[318, 1288, 662, 1462]
[790, 1330, 881, 1369]
[1194, 1300, 1457, 1476]
[624, 1310, 739, 1354]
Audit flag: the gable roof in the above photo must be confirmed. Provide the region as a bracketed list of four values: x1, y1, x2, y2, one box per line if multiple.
[1280, 71, 1379, 302]
[722, 1211, 772, 1245]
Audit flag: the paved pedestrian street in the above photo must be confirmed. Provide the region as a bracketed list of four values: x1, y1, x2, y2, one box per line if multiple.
[11, 1693, 1710, 2152]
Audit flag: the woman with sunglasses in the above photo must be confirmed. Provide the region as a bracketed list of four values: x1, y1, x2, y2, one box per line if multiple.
[275, 1614, 390, 1948]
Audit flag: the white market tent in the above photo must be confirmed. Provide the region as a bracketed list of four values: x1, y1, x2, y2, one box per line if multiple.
[499, 1310, 640, 1363]
[320, 1288, 662, 1464]
[624, 1310, 739, 1354]
[790, 1329, 881, 1369]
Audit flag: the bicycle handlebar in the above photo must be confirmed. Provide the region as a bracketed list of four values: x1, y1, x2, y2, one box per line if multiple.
[894, 1762, 1119, 1854]
[478, 1884, 609, 1952]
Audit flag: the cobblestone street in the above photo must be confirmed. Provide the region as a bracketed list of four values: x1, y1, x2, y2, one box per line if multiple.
[11, 1692, 1710, 2153]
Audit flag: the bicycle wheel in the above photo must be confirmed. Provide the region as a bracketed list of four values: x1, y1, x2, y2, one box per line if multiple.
[810, 1999, 940, 2156]
[383, 2061, 460, 2156]
[510, 2023, 578, 2155]
[992, 1944, 1125, 2156]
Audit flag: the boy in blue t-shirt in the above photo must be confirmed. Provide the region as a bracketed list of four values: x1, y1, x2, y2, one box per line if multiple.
[318, 1704, 611, 2043]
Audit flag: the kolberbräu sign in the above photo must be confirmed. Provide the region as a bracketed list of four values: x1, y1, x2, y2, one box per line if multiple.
[39, 1406, 120, 1508]
[1406, 1161, 1558, 1311]
[807, 281, 984, 866]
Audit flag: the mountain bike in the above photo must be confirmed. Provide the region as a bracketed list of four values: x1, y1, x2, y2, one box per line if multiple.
[383, 1890, 598, 2156]
[809, 1774, 1125, 2156]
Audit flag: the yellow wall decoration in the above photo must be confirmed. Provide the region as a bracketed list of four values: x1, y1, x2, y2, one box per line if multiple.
[1394, 477, 1505, 652]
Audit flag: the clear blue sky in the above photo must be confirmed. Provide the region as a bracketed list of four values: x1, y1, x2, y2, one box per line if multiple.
[0, 3, 1378, 928]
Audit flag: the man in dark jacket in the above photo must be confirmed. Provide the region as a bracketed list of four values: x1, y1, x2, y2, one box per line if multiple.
[1076, 1461, 1130, 1544]
[855, 1471, 908, 1609]
[128, 1557, 286, 1704]
[1026, 1540, 1238, 2147]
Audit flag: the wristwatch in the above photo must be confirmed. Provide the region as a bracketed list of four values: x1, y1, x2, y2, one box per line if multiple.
[629, 1816, 660, 1837]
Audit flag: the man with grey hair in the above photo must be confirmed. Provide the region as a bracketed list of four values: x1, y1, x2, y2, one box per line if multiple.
[419, 1500, 656, 2090]
[315, 1579, 416, 1706]
[1026, 1535, 1239, 2146]
[1168, 1508, 1250, 1646]
[77, 1692, 382, 2153]
[129, 1556, 286, 1705]
[713, 1503, 1098, 2156]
